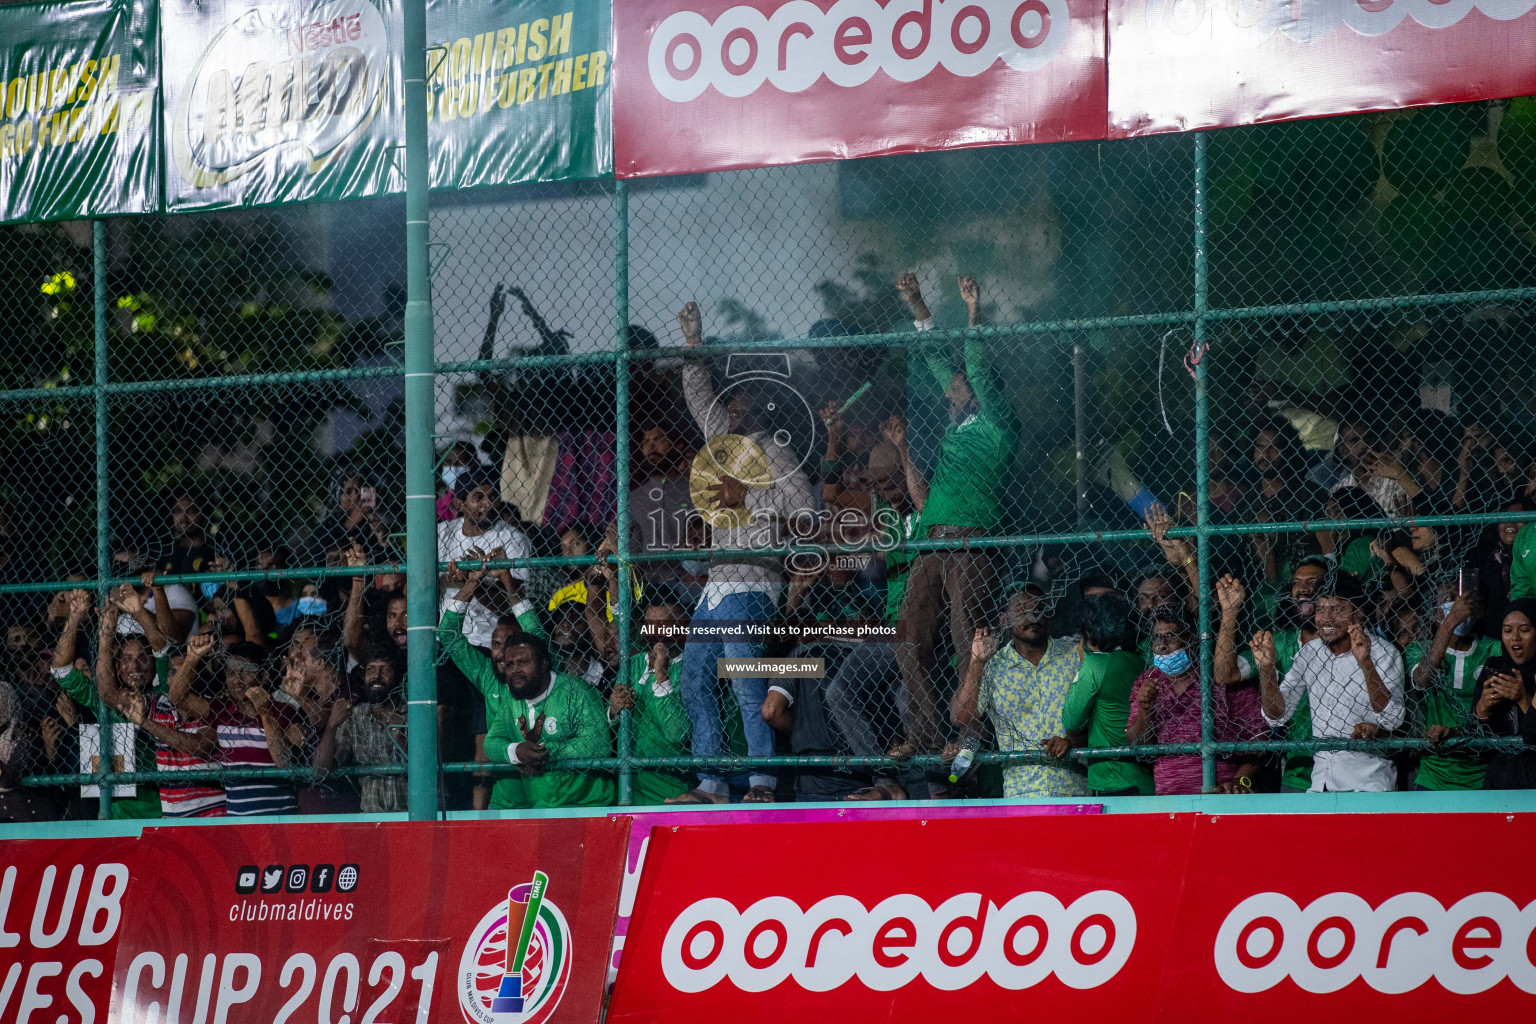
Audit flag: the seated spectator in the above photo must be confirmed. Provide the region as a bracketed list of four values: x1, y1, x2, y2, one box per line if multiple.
[437, 440, 482, 522]
[629, 423, 697, 591]
[312, 473, 394, 566]
[951, 586, 1085, 798]
[1256, 573, 1406, 792]
[316, 640, 408, 813]
[440, 559, 612, 808]
[609, 601, 692, 804]
[438, 470, 533, 648]
[763, 556, 886, 801]
[1473, 500, 1526, 637]
[1471, 598, 1536, 789]
[1331, 419, 1416, 517]
[1409, 584, 1500, 791]
[1056, 593, 1154, 796]
[1126, 607, 1263, 794]
[172, 640, 303, 816]
[155, 489, 219, 577]
[0, 679, 54, 822]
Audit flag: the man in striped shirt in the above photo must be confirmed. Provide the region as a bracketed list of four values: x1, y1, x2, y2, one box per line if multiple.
[172, 639, 303, 816]
[121, 633, 225, 817]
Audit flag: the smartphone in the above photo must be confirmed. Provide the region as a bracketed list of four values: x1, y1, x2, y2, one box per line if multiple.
[1458, 568, 1479, 595]
[360, 486, 377, 511]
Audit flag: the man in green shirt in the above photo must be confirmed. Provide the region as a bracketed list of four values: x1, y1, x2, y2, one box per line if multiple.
[891, 271, 1019, 757]
[1054, 593, 1153, 795]
[439, 567, 613, 809]
[609, 601, 692, 804]
[51, 588, 169, 819]
[1407, 586, 1500, 790]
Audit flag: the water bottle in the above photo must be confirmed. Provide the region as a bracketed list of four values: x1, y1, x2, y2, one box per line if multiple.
[948, 747, 976, 784]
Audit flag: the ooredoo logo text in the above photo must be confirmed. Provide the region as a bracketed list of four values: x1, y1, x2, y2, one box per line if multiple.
[1216, 891, 1536, 994]
[647, 0, 1070, 103]
[660, 890, 1136, 992]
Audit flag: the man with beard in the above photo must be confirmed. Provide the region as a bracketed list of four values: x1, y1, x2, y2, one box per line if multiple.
[951, 585, 1085, 798]
[440, 560, 612, 809]
[890, 272, 1018, 764]
[1219, 557, 1327, 792]
[316, 641, 408, 813]
[1255, 573, 1405, 792]
[629, 423, 696, 593]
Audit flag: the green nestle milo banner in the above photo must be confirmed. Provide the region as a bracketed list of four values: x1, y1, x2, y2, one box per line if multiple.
[0, 0, 159, 224]
[160, 0, 404, 211]
[426, 0, 611, 188]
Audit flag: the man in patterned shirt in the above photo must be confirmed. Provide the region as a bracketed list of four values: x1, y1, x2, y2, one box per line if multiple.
[951, 585, 1085, 798]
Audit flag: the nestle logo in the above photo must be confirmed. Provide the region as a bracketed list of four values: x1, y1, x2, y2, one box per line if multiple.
[647, 0, 1069, 103]
[660, 890, 1135, 992]
[287, 13, 364, 54]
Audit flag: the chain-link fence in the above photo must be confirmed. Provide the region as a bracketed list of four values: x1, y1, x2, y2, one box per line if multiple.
[4, 99, 1536, 820]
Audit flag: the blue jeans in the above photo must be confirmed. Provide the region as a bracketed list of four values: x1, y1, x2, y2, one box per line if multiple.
[680, 589, 778, 794]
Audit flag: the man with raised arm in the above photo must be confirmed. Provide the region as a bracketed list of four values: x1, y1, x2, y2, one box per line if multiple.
[1254, 573, 1405, 792]
[890, 272, 1019, 762]
[668, 301, 814, 804]
[439, 554, 612, 808]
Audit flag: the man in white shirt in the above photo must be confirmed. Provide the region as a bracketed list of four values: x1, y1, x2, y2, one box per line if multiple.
[668, 302, 815, 804]
[1254, 572, 1406, 792]
[437, 470, 534, 651]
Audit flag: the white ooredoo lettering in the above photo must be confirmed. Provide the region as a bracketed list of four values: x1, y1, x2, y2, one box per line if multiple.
[646, 0, 1071, 103]
[659, 890, 1136, 992]
[1215, 891, 1536, 994]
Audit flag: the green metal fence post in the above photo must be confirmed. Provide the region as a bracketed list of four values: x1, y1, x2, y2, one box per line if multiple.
[93, 219, 112, 820]
[1192, 132, 1216, 793]
[614, 178, 634, 807]
[403, 0, 439, 820]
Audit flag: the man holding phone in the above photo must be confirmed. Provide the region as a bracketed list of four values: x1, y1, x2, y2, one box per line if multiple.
[1406, 578, 1500, 790]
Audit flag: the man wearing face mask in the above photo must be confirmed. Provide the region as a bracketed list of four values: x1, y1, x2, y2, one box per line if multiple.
[1255, 573, 1406, 792]
[1221, 557, 1327, 792]
[1406, 585, 1500, 790]
[440, 562, 612, 809]
[315, 641, 409, 813]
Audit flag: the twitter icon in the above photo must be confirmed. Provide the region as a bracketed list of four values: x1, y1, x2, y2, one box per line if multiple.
[260, 865, 284, 894]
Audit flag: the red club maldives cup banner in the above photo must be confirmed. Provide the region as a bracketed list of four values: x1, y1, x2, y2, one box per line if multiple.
[1, 837, 137, 1024]
[608, 813, 1536, 1022]
[1108, 0, 1536, 136]
[106, 818, 629, 1024]
[612, 0, 1108, 177]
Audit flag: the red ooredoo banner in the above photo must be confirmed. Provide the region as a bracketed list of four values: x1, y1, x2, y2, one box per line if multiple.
[1107, 0, 1536, 136]
[612, 0, 1108, 177]
[107, 819, 630, 1024]
[607, 813, 1536, 1022]
[1, 837, 137, 1024]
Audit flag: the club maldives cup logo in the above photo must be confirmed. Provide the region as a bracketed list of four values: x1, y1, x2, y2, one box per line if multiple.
[459, 870, 573, 1024]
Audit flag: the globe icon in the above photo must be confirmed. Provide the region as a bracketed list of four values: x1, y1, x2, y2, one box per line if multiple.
[337, 865, 358, 891]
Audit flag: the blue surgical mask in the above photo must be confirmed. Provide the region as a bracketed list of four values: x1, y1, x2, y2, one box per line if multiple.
[200, 582, 224, 600]
[295, 596, 328, 616]
[1153, 648, 1192, 675]
[441, 465, 467, 490]
[1440, 601, 1473, 637]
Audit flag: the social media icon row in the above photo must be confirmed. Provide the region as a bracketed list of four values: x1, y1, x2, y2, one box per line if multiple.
[236, 862, 359, 895]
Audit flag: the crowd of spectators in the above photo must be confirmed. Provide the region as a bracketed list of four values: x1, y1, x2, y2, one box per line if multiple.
[2, 274, 1535, 820]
